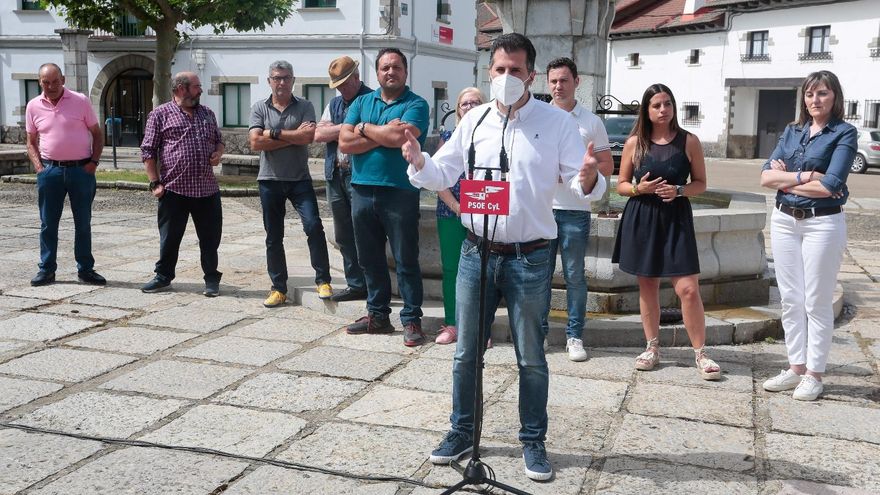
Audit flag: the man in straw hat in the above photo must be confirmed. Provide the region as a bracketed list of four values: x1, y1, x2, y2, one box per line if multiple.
[315, 56, 372, 302]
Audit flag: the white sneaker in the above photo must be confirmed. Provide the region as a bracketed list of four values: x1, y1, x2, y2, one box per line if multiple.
[566, 338, 588, 362]
[792, 375, 823, 401]
[762, 369, 802, 392]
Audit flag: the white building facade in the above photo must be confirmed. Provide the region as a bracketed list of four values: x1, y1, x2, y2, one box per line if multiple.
[607, 0, 880, 158]
[1, 0, 477, 150]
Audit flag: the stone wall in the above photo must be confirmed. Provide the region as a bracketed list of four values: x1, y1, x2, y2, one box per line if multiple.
[1, 126, 26, 145]
[726, 135, 758, 159]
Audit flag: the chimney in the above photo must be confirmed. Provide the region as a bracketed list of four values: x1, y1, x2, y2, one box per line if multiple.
[683, 0, 707, 15]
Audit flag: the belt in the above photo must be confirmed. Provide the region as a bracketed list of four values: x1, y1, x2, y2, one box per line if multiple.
[466, 232, 548, 255]
[776, 201, 842, 220]
[41, 158, 91, 167]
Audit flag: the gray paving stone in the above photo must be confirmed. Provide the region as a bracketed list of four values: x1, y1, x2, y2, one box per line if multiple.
[768, 396, 880, 444]
[130, 305, 246, 333]
[639, 360, 754, 393]
[0, 340, 28, 354]
[141, 404, 306, 457]
[765, 433, 880, 491]
[0, 429, 104, 495]
[30, 447, 248, 495]
[15, 391, 184, 438]
[321, 331, 420, 355]
[71, 287, 176, 309]
[0, 376, 63, 413]
[824, 344, 875, 376]
[766, 479, 876, 495]
[229, 316, 338, 343]
[482, 401, 614, 452]
[0, 295, 47, 310]
[175, 336, 300, 366]
[628, 383, 753, 428]
[278, 422, 439, 478]
[820, 374, 880, 405]
[545, 350, 636, 382]
[0, 348, 136, 382]
[225, 466, 399, 495]
[67, 326, 199, 355]
[611, 414, 754, 472]
[215, 372, 366, 413]
[4, 283, 99, 301]
[277, 346, 404, 381]
[595, 456, 757, 494]
[185, 295, 271, 317]
[384, 357, 512, 394]
[38, 303, 133, 321]
[338, 384, 450, 431]
[100, 360, 250, 399]
[0, 313, 100, 342]
[500, 374, 628, 411]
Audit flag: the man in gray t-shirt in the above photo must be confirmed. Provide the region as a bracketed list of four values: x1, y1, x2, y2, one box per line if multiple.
[248, 60, 332, 308]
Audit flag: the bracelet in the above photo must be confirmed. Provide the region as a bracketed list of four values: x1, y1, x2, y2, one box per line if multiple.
[808, 170, 815, 182]
[796, 171, 802, 185]
[631, 183, 639, 196]
[270, 129, 281, 140]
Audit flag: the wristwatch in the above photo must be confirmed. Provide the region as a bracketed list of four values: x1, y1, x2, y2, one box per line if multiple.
[358, 121, 367, 137]
[149, 180, 162, 191]
[675, 185, 685, 197]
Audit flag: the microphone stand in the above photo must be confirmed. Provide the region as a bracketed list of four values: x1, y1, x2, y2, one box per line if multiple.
[442, 105, 530, 495]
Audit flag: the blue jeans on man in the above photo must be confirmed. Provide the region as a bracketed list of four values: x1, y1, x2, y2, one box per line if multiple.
[451, 237, 551, 442]
[541, 209, 591, 340]
[350, 184, 422, 325]
[36, 162, 96, 274]
[259, 179, 331, 293]
[326, 167, 364, 292]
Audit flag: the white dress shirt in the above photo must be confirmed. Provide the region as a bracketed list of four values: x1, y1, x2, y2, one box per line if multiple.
[551, 102, 610, 211]
[408, 95, 606, 243]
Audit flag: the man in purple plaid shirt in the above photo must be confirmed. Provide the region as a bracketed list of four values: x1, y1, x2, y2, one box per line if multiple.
[140, 71, 225, 296]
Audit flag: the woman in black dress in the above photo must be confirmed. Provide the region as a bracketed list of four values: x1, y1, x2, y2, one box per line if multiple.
[612, 83, 721, 380]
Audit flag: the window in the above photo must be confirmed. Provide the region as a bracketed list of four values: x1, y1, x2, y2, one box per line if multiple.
[628, 53, 640, 67]
[222, 83, 250, 127]
[743, 30, 769, 61]
[688, 49, 700, 65]
[865, 100, 880, 129]
[304, 84, 335, 117]
[808, 25, 830, 54]
[432, 87, 447, 133]
[24, 79, 40, 103]
[437, 0, 451, 22]
[21, 0, 43, 10]
[303, 0, 336, 7]
[114, 13, 145, 36]
[682, 103, 701, 126]
[844, 100, 859, 121]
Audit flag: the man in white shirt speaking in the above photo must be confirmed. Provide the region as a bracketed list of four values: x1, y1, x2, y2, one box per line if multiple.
[402, 33, 605, 482]
[543, 57, 614, 362]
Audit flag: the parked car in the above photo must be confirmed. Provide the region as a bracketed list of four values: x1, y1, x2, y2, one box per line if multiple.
[602, 116, 637, 174]
[852, 127, 880, 174]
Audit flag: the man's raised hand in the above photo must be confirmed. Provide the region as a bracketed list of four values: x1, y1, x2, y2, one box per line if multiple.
[401, 129, 425, 169]
[578, 141, 600, 194]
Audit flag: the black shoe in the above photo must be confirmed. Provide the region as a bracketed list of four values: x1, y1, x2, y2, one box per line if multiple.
[78, 270, 106, 286]
[330, 287, 367, 302]
[345, 313, 394, 335]
[403, 322, 426, 347]
[30, 271, 55, 287]
[204, 280, 220, 297]
[141, 276, 171, 293]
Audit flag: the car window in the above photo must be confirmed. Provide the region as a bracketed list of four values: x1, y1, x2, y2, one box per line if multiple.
[870, 131, 880, 141]
[604, 118, 635, 135]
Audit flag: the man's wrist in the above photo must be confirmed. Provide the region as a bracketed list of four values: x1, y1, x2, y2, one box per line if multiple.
[358, 122, 367, 137]
[149, 180, 162, 191]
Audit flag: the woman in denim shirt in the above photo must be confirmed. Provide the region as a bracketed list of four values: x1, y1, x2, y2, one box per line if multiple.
[760, 70, 857, 401]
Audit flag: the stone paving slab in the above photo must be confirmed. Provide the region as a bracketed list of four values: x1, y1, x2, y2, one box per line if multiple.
[321, 331, 421, 355]
[0, 313, 100, 342]
[185, 295, 271, 317]
[594, 456, 757, 494]
[129, 305, 247, 333]
[0, 348, 136, 382]
[3, 283, 99, 301]
[627, 382, 753, 428]
[277, 422, 439, 479]
[225, 466, 400, 495]
[228, 316, 338, 343]
[611, 414, 755, 472]
[765, 433, 880, 491]
[0, 295, 47, 310]
[338, 384, 451, 432]
[0, 428, 104, 495]
[0, 340, 28, 354]
[175, 335, 300, 366]
[71, 287, 175, 309]
[215, 372, 367, 413]
[67, 326, 199, 355]
[545, 350, 636, 382]
[37, 303, 133, 321]
[277, 346, 404, 381]
[638, 360, 754, 393]
[141, 404, 306, 457]
[482, 402, 615, 452]
[99, 360, 250, 399]
[29, 446, 249, 495]
[501, 374, 628, 411]
[767, 396, 880, 444]
[384, 357, 512, 395]
[766, 479, 877, 495]
[0, 376, 63, 413]
[14, 391, 185, 439]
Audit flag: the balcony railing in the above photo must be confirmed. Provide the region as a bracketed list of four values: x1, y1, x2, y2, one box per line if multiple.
[90, 26, 155, 38]
[799, 51, 832, 61]
[741, 53, 770, 62]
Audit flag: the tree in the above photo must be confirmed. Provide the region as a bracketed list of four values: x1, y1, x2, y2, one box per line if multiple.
[45, 0, 298, 107]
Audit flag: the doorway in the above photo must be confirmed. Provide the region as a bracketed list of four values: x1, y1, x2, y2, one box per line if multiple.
[756, 89, 796, 159]
[103, 69, 153, 147]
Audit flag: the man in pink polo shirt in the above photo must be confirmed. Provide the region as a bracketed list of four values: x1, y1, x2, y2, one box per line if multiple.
[25, 63, 105, 287]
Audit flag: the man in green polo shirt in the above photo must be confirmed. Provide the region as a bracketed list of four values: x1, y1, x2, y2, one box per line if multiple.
[339, 48, 430, 347]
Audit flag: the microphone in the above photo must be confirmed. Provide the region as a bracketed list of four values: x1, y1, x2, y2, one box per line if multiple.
[468, 107, 492, 180]
[497, 104, 512, 181]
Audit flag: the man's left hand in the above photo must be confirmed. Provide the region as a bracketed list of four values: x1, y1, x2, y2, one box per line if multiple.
[579, 141, 599, 194]
[84, 161, 98, 174]
[210, 151, 222, 167]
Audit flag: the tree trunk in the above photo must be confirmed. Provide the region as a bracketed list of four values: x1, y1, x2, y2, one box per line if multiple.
[152, 18, 179, 108]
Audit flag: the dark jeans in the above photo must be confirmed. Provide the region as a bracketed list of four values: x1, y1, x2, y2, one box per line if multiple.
[36, 162, 96, 273]
[351, 184, 423, 325]
[326, 168, 364, 291]
[259, 179, 331, 293]
[154, 190, 222, 284]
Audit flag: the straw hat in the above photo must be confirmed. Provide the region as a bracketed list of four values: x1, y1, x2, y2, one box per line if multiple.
[328, 56, 359, 88]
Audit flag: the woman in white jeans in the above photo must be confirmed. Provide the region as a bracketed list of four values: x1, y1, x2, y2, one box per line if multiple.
[759, 70, 857, 401]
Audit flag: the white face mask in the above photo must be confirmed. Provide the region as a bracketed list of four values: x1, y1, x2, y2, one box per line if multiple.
[491, 73, 525, 107]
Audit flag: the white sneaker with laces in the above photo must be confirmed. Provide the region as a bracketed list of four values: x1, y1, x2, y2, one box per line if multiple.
[566, 337, 588, 362]
[762, 369, 802, 392]
[792, 375, 823, 401]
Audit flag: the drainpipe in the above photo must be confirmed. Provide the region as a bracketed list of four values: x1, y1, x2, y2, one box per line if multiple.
[410, 1, 417, 87]
[360, 0, 367, 83]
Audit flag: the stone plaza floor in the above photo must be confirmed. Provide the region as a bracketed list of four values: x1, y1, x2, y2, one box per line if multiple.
[0, 186, 878, 494]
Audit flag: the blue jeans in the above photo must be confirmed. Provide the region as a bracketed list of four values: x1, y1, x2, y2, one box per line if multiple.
[451, 237, 551, 442]
[351, 184, 422, 325]
[326, 168, 364, 291]
[259, 180, 331, 293]
[155, 190, 222, 284]
[542, 209, 591, 340]
[36, 162, 96, 273]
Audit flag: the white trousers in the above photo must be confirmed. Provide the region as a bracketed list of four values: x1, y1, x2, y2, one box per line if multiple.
[770, 208, 846, 373]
